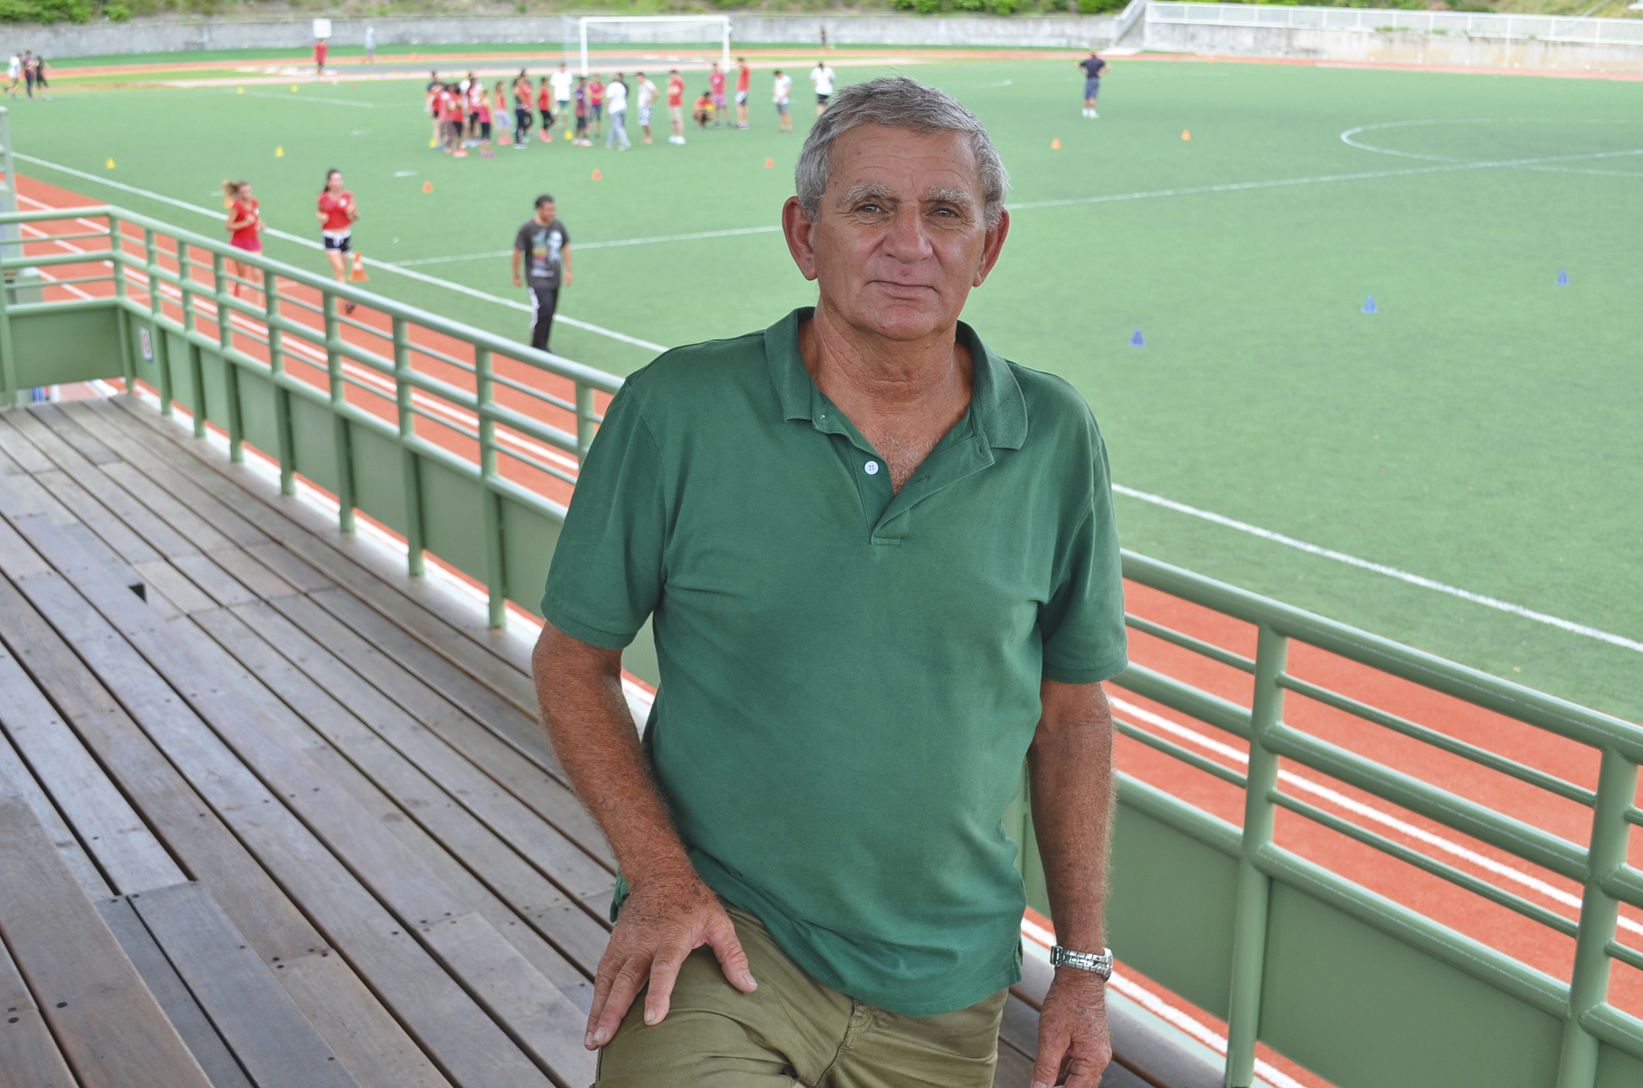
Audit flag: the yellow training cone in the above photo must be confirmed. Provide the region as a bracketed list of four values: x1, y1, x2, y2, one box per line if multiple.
[1181, 129, 1192, 142]
[290, 84, 299, 93]
[105, 157, 115, 170]
[428, 136, 439, 149]
[236, 86, 245, 95]
[1051, 137, 1062, 151]
[275, 146, 285, 158]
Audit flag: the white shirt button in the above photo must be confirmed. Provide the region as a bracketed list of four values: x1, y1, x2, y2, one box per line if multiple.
[864, 460, 880, 476]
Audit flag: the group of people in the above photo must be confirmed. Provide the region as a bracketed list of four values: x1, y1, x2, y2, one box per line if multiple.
[220, 169, 362, 315]
[6, 50, 48, 99]
[421, 58, 841, 153]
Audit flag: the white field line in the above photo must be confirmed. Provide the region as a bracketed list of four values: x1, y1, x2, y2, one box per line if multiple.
[397, 225, 786, 269]
[1112, 483, 1643, 655]
[239, 89, 377, 109]
[1019, 916, 1311, 1088]
[14, 152, 1638, 654]
[1107, 692, 1643, 940]
[11, 153, 666, 354]
[14, 198, 583, 478]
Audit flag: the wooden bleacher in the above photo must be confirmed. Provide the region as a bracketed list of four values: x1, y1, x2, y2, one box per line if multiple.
[0, 396, 1198, 1088]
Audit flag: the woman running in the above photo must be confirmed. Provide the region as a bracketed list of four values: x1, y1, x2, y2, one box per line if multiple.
[315, 168, 360, 313]
[222, 180, 262, 298]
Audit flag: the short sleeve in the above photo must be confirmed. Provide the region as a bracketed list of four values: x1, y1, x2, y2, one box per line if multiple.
[513, 225, 528, 252]
[559, 223, 570, 246]
[541, 383, 667, 649]
[1039, 422, 1127, 685]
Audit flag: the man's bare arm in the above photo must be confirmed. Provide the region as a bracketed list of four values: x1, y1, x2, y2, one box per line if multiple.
[1027, 678, 1116, 1088]
[531, 622, 756, 1051]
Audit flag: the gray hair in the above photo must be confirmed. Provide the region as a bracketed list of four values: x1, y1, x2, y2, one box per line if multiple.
[795, 76, 1009, 228]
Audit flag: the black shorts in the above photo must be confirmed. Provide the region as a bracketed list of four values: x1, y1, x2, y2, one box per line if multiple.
[539, 109, 553, 128]
[480, 120, 493, 139]
[515, 107, 532, 129]
[323, 233, 353, 253]
[816, 93, 830, 104]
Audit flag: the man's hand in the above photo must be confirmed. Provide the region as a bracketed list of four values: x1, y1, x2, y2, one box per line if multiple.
[1031, 971, 1112, 1088]
[583, 865, 757, 1050]
[513, 272, 522, 288]
[563, 270, 573, 288]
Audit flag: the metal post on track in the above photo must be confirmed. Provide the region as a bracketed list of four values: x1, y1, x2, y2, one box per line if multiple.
[1224, 623, 1288, 1087]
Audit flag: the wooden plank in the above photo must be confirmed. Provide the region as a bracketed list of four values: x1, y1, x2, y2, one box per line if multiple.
[5, 530, 560, 1088]
[0, 796, 213, 1088]
[131, 559, 218, 615]
[0, 928, 77, 1088]
[32, 403, 122, 464]
[0, 463, 70, 523]
[97, 895, 255, 1088]
[277, 592, 611, 878]
[245, 539, 335, 593]
[197, 603, 612, 984]
[170, 551, 261, 610]
[0, 571, 451, 1088]
[27, 469, 161, 565]
[207, 545, 302, 602]
[130, 881, 360, 1088]
[0, 412, 56, 474]
[100, 460, 237, 556]
[0, 595, 181, 896]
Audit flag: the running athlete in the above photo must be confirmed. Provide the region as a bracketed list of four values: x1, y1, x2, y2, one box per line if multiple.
[734, 56, 751, 128]
[666, 69, 686, 145]
[511, 194, 572, 354]
[708, 63, 727, 127]
[222, 180, 262, 298]
[513, 70, 535, 149]
[537, 76, 556, 142]
[315, 169, 360, 313]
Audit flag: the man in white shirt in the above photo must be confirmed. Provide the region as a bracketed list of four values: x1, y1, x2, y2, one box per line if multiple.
[551, 62, 575, 137]
[5, 53, 18, 97]
[771, 69, 793, 133]
[809, 60, 835, 115]
[605, 73, 631, 150]
[633, 71, 660, 145]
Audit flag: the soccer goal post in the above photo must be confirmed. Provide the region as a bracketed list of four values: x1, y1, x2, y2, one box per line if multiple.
[570, 15, 732, 78]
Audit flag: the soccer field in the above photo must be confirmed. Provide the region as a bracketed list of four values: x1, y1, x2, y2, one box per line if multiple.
[12, 48, 1642, 721]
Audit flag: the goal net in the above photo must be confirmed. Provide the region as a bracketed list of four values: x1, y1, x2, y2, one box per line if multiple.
[565, 15, 732, 78]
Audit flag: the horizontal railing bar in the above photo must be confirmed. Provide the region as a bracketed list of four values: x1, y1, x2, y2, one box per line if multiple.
[0, 250, 116, 270]
[402, 368, 480, 409]
[408, 405, 480, 441]
[488, 368, 578, 413]
[335, 310, 385, 338]
[481, 401, 582, 457]
[1579, 1004, 1643, 1063]
[1267, 723, 1587, 881]
[31, 273, 114, 289]
[1601, 866, 1643, 909]
[13, 228, 113, 244]
[1626, 805, 1643, 829]
[494, 445, 580, 487]
[1110, 663, 1252, 739]
[1278, 672, 1597, 806]
[337, 373, 395, 401]
[1607, 940, 1643, 976]
[408, 341, 477, 374]
[5, 298, 114, 318]
[324, 338, 396, 379]
[275, 292, 325, 316]
[1124, 614, 1257, 673]
[1116, 718, 1247, 788]
[1271, 789, 1580, 937]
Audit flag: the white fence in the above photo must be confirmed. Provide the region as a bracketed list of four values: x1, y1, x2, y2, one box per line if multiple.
[1149, 2, 1643, 46]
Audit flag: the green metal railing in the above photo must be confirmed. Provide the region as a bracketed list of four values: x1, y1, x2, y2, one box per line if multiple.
[3, 203, 1641, 1088]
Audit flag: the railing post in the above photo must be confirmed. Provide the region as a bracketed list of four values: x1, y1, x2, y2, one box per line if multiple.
[1557, 748, 1637, 1088]
[476, 346, 506, 628]
[323, 292, 355, 533]
[1224, 622, 1288, 1088]
[393, 316, 425, 577]
[176, 242, 206, 438]
[265, 273, 295, 494]
[575, 382, 597, 459]
[213, 251, 244, 463]
[145, 227, 174, 415]
[0, 225, 18, 409]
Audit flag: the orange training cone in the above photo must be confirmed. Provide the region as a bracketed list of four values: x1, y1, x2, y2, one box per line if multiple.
[1050, 138, 1061, 151]
[764, 157, 774, 168]
[591, 168, 602, 181]
[1181, 129, 1192, 142]
[349, 253, 368, 283]
[422, 180, 433, 194]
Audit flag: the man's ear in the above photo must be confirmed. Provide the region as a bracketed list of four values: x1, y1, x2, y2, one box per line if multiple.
[973, 208, 1010, 288]
[782, 197, 820, 282]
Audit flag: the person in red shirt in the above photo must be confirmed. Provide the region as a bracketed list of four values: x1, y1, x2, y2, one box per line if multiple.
[314, 37, 327, 77]
[475, 89, 496, 158]
[493, 80, 512, 145]
[512, 70, 535, 149]
[666, 68, 686, 145]
[536, 76, 555, 143]
[222, 179, 261, 298]
[735, 56, 751, 128]
[588, 74, 605, 141]
[441, 83, 466, 156]
[315, 168, 360, 312]
[708, 62, 726, 128]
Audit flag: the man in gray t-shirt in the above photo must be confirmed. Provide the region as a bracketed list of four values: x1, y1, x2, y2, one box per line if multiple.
[511, 194, 573, 352]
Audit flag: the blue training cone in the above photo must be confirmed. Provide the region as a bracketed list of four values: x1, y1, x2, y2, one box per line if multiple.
[1130, 328, 1146, 348]
[1361, 294, 1377, 315]
[1555, 269, 1569, 286]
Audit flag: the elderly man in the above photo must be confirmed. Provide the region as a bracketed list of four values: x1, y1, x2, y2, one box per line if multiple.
[534, 76, 1126, 1088]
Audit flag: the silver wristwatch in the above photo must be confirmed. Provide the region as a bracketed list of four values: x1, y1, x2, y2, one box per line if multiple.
[1050, 945, 1113, 980]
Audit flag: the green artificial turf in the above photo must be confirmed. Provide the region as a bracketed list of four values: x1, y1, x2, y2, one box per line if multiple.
[8, 53, 1640, 720]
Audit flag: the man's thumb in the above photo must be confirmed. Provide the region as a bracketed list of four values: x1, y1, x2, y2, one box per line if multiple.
[707, 920, 757, 992]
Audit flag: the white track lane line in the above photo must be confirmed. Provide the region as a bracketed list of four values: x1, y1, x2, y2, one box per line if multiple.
[13, 165, 1635, 655]
[1108, 692, 1643, 939]
[1113, 484, 1642, 655]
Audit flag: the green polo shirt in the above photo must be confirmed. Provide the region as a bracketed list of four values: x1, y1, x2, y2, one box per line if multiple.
[542, 307, 1126, 1017]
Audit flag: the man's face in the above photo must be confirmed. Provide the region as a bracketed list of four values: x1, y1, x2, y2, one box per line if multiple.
[783, 124, 1008, 344]
[536, 201, 556, 224]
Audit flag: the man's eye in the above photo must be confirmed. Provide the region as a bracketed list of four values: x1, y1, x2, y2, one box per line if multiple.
[857, 203, 883, 214]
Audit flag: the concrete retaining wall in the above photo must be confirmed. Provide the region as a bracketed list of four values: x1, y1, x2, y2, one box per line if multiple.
[7, 13, 1121, 61]
[1144, 21, 1643, 73]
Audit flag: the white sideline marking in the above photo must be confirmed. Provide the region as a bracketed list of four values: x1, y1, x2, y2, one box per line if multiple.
[12, 153, 666, 354]
[240, 89, 377, 109]
[15, 157, 1638, 655]
[1108, 693, 1643, 939]
[397, 225, 786, 269]
[1113, 484, 1643, 655]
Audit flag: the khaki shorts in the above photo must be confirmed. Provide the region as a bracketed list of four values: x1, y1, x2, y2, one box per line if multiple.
[594, 904, 1007, 1087]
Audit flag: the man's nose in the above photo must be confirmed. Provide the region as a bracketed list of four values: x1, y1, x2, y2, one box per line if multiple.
[882, 206, 933, 261]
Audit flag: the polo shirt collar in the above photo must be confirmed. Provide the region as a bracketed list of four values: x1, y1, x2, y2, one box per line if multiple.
[763, 307, 1028, 451]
